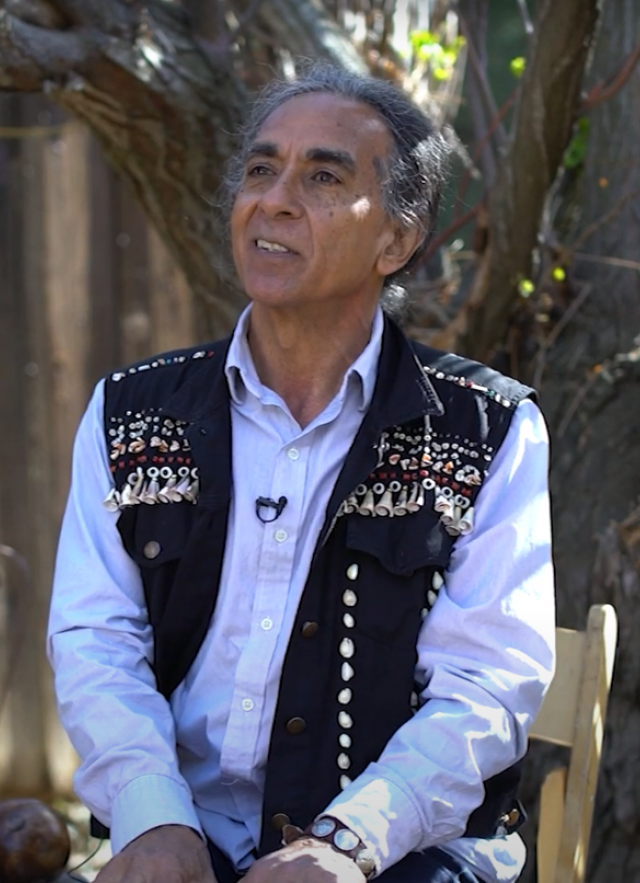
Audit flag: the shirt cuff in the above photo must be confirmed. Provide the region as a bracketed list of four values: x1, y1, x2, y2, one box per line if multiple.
[322, 767, 458, 875]
[109, 774, 203, 854]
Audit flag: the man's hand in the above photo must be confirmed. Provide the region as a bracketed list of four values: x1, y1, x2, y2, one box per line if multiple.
[243, 838, 366, 883]
[94, 824, 217, 883]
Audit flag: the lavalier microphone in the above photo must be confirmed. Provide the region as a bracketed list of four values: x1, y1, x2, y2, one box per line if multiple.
[255, 495, 288, 523]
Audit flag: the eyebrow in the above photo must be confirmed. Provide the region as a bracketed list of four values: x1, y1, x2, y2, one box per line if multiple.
[246, 141, 357, 175]
[305, 147, 356, 174]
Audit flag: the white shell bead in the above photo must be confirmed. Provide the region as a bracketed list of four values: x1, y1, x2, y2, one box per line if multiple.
[337, 753, 351, 770]
[427, 589, 438, 607]
[339, 638, 355, 658]
[341, 662, 355, 681]
[338, 688, 352, 704]
[338, 711, 353, 728]
[342, 589, 357, 607]
[432, 571, 444, 590]
[340, 775, 352, 790]
[343, 613, 355, 628]
[346, 564, 359, 580]
[339, 733, 352, 748]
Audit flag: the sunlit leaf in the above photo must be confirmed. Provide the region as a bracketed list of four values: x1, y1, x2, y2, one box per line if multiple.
[563, 117, 590, 169]
[519, 278, 535, 297]
[510, 57, 526, 78]
[410, 30, 438, 50]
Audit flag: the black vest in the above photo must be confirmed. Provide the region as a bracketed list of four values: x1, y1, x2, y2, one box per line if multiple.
[96, 318, 534, 849]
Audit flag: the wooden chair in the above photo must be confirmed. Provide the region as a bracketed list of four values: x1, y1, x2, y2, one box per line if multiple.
[529, 603, 618, 883]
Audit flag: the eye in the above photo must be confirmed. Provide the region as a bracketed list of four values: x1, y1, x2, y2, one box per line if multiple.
[247, 163, 274, 177]
[313, 170, 340, 184]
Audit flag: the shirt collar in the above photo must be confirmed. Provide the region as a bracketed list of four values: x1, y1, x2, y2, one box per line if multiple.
[224, 305, 384, 414]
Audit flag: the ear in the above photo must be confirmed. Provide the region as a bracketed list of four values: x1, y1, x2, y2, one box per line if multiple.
[375, 223, 425, 278]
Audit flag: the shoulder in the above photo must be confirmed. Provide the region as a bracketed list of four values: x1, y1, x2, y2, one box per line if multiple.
[409, 340, 536, 410]
[102, 339, 229, 411]
[105, 342, 221, 390]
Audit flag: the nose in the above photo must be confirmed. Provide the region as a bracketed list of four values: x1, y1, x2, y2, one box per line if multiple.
[258, 170, 302, 219]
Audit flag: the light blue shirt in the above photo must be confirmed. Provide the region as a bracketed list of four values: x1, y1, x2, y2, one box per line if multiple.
[48, 306, 554, 881]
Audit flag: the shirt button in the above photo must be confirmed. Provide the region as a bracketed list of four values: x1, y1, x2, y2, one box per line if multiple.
[274, 528, 288, 543]
[261, 617, 273, 631]
[143, 541, 161, 559]
[242, 698, 254, 711]
[285, 717, 306, 734]
[287, 448, 300, 460]
[301, 621, 318, 638]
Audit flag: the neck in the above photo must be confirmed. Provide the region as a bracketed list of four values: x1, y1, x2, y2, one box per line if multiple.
[247, 302, 379, 427]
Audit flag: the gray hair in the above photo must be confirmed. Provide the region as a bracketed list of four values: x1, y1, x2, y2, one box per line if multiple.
[221, 63, 450, 313]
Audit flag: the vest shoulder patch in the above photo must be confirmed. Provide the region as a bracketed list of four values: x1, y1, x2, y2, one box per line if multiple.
[108, 347, 216, 383]
[422, 364, 517, 409]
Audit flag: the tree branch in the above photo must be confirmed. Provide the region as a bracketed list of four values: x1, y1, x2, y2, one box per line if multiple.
[455, 0, 602, 362]
[421, 203, 481, 265]
[0, 0, 369, 337]
[452, 85, 518, 221]
[581, 29, 640, 112]
[0, 9, 100, 91]
[5, 0, 67, 29]
[0, 0, 249, 334]
[253, 0, 366, 72]
[46, 0, 134, 31]
[514, 0, 534, 36]
[230, 0, 265, 43]
[458, 1, 506, 189]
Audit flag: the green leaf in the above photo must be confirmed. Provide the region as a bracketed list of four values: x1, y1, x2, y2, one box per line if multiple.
[563, 117, 590, 170]
[410, 30, 438, 50]
[518, 278, 535, 297]
[510, 57, 526, 78]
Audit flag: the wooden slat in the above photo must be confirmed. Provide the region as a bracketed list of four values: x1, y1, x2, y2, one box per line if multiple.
[0, 95, 52, 794]
[553, 604, 617, 883]
[41, 118, 92, 793]
[530, 628, 586, 747]
[537, 767, 567, 883]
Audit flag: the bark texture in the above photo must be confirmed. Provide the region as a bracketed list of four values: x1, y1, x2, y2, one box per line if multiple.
[518, 1, 640, 879]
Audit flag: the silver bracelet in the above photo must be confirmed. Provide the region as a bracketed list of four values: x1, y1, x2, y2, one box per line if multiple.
[305, 815, 377, 879]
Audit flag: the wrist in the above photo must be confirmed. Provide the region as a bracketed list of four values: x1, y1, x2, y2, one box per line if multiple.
[303, 815, 377, 880]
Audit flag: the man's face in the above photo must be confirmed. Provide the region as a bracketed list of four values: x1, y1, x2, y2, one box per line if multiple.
[230, 92, 401, 314]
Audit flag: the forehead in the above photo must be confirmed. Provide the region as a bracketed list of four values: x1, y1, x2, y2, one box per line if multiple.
[253, 93, 393, 163]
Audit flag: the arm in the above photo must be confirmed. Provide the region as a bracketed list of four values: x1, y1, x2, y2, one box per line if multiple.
[319, 398, 555, 873]
[47, 382, 203, 853]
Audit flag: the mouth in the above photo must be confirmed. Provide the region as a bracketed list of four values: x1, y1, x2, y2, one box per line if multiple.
[254, 238, 294, 255]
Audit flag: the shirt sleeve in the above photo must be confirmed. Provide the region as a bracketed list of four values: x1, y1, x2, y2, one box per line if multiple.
[47, 381, 203, 853]
[323, 398, 556, 874]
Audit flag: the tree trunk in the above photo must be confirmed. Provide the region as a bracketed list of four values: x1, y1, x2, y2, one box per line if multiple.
[518, 1, 640, 879]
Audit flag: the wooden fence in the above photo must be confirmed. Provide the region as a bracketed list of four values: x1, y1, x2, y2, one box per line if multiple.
[0, 93, 203, 796]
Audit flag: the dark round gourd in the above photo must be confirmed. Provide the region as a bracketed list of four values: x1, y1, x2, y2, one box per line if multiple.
[0, 798, 71, 883]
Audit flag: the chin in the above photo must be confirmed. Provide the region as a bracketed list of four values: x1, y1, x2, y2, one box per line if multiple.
[243, 281, 304, 308]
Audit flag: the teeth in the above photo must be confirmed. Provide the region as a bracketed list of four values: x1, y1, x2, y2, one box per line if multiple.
[256, 239, 290, 253]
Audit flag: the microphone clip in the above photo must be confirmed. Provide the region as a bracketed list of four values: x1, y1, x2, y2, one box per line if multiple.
[255, 495, 288, 524]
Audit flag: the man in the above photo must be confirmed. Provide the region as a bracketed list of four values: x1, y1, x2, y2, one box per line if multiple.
[48, 64, 555, 883]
